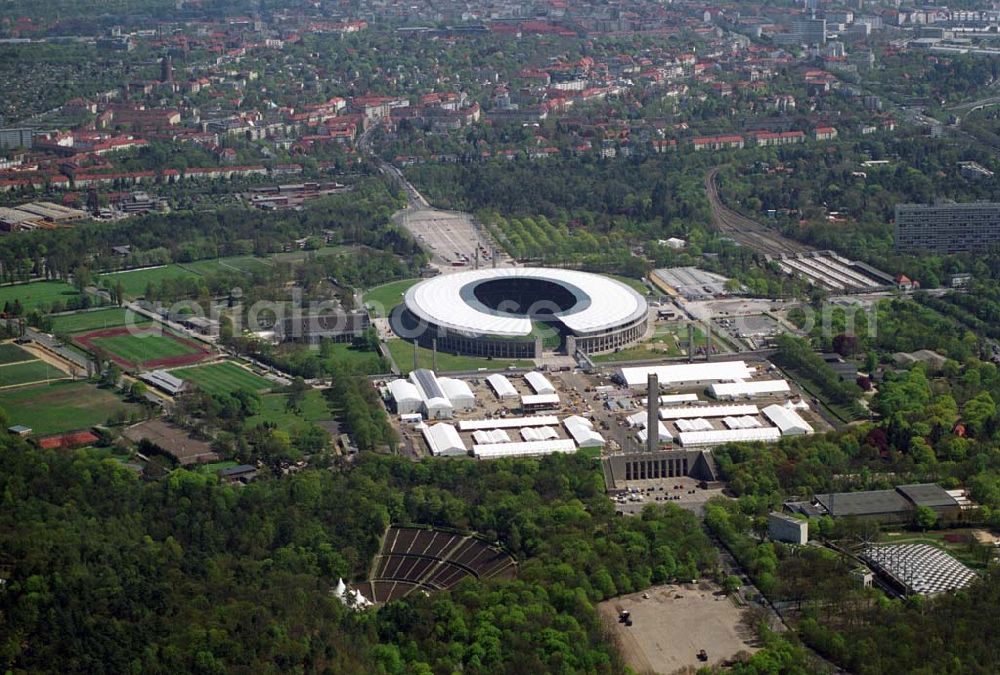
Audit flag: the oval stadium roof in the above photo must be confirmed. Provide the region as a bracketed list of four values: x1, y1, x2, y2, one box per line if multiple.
[403, 267, 647, 338]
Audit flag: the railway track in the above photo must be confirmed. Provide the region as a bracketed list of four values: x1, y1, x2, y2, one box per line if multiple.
[705, 167, 813, 258]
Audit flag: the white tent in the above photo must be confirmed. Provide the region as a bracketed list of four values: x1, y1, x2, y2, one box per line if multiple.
[486, 373, 519, 400]
[563, 415, 606, 448]
[676, 418, 714, 432]
[709, 380, 791, 399]
[524, 371, 556, 395]
[762, 404, 814, 436]
[618, 361, 753, 388]
[473, 439, 576, 459]
[421, 423, 467, 456]
[521, 426, 559, 442]
[409, 369, 454, 419]
[438, 377, 476, 411]
[333, 577, 372, 609]
[627, 410, 672, 442]
[473, 429, 511, 445]
[723, 415, 762, 429]
[659, 404, 758, 420]
[458, 416, 559, 431]
[641, 393, 699, 406]
[678, 427, 781, 447]
[389, 379, 422, 415]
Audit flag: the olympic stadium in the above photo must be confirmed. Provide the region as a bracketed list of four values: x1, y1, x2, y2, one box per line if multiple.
[391, 268, 649, 358]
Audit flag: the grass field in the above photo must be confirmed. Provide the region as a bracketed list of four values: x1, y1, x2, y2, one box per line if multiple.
[0, 280, 88, 313]
[0, 343, 35, 364]
[608, 274, 653, 296]
[0, 380, 139, 435]
[363, 278, 421, 317]
[0, 360, 66, 387]
[90, 330, 201, 365]
[101, 255, 274, 299]
[386, 339, 533, 375]
[173, 361, 272, 395]
[591, 324, 713, 363]
[49, 307, 152, 335]
[247, 390, 331, 433]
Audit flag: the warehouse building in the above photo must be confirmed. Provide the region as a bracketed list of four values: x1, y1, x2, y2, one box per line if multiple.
[786, 483, 964, 525]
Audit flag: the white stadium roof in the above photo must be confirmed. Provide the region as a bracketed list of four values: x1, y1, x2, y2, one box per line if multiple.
[762, 404, 814, 436]
[619, 361, 754, 388]
[404, 267, 647, 337]
[458, 415, 559, 431]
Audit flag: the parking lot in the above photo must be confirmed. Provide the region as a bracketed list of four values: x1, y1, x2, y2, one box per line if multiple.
[396, 205, 510, 272]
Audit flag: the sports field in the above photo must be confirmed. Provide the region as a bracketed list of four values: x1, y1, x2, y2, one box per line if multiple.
[0, 343, 35, 365]
[0, 380, 139, 435]
[0, 280, 88, 313]
[49, 307, 152, 335]
[0, 360, 67, 387]
[75, 326, 211, 369]
[173, 361, 272, 395]
[364, 278, 421, 317]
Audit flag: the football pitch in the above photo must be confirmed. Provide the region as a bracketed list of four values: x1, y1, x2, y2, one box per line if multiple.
[172, 361, 272, 395]
[75, 326, 211, 369]
[0, 381, 139, 435]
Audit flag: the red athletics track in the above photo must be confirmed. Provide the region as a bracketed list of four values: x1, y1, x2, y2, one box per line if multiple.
[73, 326, 213, 371]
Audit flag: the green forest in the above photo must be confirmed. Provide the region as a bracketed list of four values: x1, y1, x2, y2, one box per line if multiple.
[0, 438, 730, 673]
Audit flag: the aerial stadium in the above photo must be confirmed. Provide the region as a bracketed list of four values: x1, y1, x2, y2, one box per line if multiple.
[391, 267, 649, 358]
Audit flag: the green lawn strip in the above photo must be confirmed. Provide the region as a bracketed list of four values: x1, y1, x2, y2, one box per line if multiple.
[0, 360, 67, 387]
[363, 278, 421, 317]
[172, 361, 272, 396]
[0, 381, 139, 435]
[49, 308, 151, 335]
[246, 390, 331, 433]
[386, 339, 533, 375]
[90, 331, 200, 364]
[0, 280, 92, 313]
[321, 342, 387, 374]
[0, 343, 36, 364]
[100, 265, 197, 299]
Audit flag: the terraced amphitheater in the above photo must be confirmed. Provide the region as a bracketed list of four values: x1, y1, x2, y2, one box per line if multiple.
[355, 526, 516, 604]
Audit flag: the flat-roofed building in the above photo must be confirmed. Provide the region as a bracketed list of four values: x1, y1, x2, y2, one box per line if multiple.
[895, 202, 1000, 253]
[768, 512, 808, 544]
